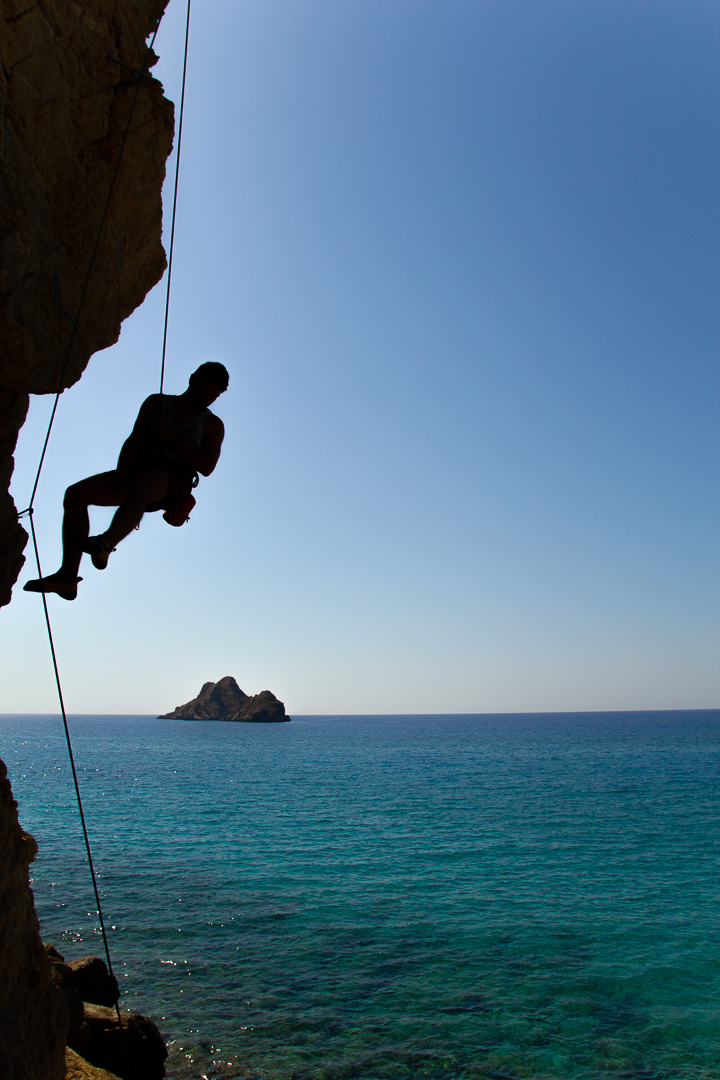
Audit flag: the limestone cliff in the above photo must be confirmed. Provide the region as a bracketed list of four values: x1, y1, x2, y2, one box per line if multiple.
[159, 676, 292, 722]
[0, 0, 175, 606]
[0, 757, 68, 1080]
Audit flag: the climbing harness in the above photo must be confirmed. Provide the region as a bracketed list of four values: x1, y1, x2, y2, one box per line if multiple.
[14, 0, 194, 1064]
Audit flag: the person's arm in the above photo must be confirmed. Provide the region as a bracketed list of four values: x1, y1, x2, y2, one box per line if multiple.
[151, 413, 225, 476]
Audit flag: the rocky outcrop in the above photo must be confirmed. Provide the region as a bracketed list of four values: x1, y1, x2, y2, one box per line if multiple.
[161, 675, 250, 719]
[237, 689, 290, 723]
[66, 1047, 121, 1080]
[0, 0, 175, 605]
[0, 758, 67, 1080]
[0, 389, 29, 604]
[67, 955, 120, 1008]
[70, 1002, 167, 1080]
[159, 675, 291, 722]
[46, 945, 84, 1044]
[49, 947, 166, 1080]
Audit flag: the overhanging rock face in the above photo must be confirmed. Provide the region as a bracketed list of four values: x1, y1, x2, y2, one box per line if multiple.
[0, 0, 175, 606]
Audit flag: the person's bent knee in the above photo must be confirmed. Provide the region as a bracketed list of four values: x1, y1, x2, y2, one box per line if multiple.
[64, 481, 85, 508]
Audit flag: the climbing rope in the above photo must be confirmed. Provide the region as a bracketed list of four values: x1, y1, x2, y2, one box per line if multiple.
[13, 0, 193, 1053]
[27, 511, 121, 991]
[160, 0, 193, 394]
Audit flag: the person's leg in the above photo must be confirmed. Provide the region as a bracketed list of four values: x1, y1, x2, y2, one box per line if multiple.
[25, 466, 171, 597]
[24, 472, 123, 597]
[60, 472, 124, 579]
[102, 465, 169, 547]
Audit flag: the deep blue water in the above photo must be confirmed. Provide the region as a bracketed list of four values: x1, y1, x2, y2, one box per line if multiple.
[1, 712, 719, 1080]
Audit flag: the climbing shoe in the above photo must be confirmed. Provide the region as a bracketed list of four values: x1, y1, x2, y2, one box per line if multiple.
[24, 574, 82, 601]
[81, 534, 114, 570]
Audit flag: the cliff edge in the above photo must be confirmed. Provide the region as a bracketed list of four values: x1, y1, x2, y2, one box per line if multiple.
[0, 0, 174, 606]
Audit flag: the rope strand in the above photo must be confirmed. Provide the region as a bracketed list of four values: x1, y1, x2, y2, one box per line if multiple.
[159, 0, 193, 394]
[27, 513, 120, 995]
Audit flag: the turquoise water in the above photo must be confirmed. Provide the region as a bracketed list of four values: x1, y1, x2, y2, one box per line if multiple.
[1, 712, 719, 1080]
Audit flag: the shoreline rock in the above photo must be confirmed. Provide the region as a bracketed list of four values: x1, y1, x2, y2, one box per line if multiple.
[48, 947, 166, 1080]
[158, 676, 291, 723]
[65, 1046, 121, 1080]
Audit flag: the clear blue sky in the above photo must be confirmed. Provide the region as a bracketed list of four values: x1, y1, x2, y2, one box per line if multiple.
[3, 0, 718, 714]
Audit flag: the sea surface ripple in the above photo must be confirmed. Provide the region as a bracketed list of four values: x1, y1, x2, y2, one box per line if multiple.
[1, 711, 719, 1080]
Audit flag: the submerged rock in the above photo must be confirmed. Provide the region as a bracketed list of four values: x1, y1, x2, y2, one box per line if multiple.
[158, 676, 290, 722]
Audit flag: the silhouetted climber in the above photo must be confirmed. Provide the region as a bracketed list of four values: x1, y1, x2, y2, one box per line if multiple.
[25, 362, 228, 600]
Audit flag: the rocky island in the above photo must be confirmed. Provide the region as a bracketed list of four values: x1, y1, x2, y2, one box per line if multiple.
[158, 676, 290, 722]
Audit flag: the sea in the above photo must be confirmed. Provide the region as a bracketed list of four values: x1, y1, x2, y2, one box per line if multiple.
[1, 711, 719, 1080]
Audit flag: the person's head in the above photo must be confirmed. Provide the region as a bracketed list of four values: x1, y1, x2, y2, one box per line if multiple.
[188, 362, 229, 407]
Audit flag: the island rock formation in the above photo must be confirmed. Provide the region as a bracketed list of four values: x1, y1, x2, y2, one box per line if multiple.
[159, 676, 291, 723]
[0, 0, 174, 606]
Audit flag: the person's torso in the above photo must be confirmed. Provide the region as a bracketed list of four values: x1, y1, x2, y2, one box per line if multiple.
[160, 396, 209, 449]
[141, 396, 211, 468]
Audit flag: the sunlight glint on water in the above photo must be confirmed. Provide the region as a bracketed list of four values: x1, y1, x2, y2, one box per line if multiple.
[1, 712, 719, 1079]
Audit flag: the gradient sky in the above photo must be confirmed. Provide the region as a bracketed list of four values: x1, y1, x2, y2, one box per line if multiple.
[2, 0, 718, 715]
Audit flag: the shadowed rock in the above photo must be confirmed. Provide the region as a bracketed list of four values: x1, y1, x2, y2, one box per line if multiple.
[67, 957, 119, 1009]
[159, 675, 247, 719]
[69, 1004, 166, 1080]
[158, 676, 290, 722]
[65, 1047, 121, 1080]
[48, 947, 164, 1080]
[45, 945, 84, 1042]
